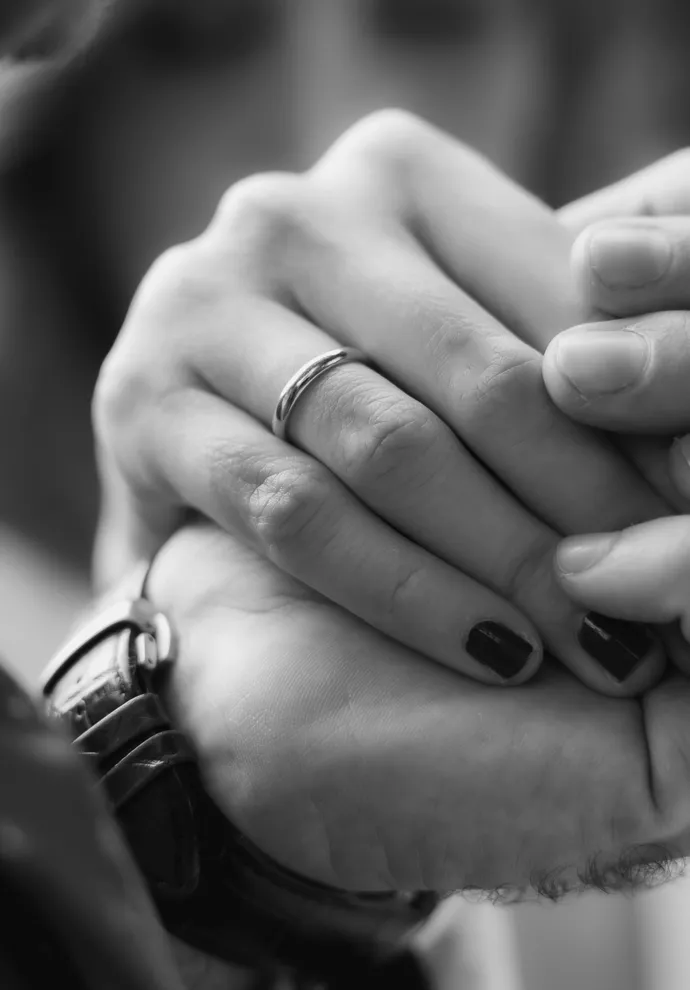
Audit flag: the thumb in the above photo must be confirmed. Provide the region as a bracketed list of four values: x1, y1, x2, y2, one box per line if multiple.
[555, 516, 690, 637]
[559, 150, 690, 236]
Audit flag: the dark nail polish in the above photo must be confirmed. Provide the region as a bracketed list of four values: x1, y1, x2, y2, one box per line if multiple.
[579, 612, 653, 681]
[466, 622, 534, 679]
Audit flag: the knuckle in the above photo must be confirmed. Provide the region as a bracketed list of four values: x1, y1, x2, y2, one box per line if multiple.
[147, 242, 198, 284]
[140, 242, 202, 301]
[93, 353, 152, 441]
[461, 349, 543, 431]
[209, 172, 310, 276]
[231, 452, 332, 554]
[94, 248, 206, 440]
[214, 172, 305, 237]
[134, 239, 223, 323]
[336, 108, 429, 173]
[340, 398, 442, 487]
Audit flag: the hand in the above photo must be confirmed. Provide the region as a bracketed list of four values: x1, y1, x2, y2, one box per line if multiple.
[543, 151, 690, 666]
[148, 520, 690, 894]
[94, 111, 668, 696]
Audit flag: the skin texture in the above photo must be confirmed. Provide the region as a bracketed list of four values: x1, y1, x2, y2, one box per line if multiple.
[149, 521, 690, 895]
[95, 112, 670, 698]
[139, 151, 690, 901]
[542, 156, 690, 670]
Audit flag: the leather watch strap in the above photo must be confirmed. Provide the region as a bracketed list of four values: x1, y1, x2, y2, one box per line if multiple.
[41, 566, 438, 988]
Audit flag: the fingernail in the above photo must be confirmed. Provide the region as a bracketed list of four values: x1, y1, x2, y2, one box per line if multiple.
[556, 534, 618, 575]
[588, 227, 671, 289]
[579, 612, 653, 682]
[554, 330, 649, 395]
[466, 621, 534, 679]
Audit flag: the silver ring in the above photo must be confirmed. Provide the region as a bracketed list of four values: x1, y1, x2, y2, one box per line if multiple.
[272, 347, 367, 441]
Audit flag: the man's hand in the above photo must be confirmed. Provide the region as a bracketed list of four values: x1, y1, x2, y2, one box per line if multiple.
[545, 152, 690, 671]
[148, 522, 689, 896]
[551, 149, 690, 438]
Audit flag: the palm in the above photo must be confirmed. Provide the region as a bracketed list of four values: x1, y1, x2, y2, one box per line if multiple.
[150, 523, 690, 894]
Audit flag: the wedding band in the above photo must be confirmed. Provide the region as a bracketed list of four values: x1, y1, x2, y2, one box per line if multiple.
[272, 347, 368, 441]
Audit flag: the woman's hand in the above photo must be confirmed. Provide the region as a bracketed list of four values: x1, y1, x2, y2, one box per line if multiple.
[544, 152, 690, 665]
[148, 520, 690, 894]
[95, 111, 669, 695]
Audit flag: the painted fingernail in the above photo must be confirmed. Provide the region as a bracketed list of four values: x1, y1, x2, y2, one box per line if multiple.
[554, 330, 649, 395]
[579, 612, 653, 682]
[588, 227, 671, 289]
[556, 534, 618, 575]
[466, 622, 534, 679]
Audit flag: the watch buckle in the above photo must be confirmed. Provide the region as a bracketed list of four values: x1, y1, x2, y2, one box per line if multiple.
[41, 598, 176, 696]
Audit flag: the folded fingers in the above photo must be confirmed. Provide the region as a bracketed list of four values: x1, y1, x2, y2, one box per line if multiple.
[95, 114, 669, 696]
[128, 390, 548, 684]
[141, 291, 665, 697]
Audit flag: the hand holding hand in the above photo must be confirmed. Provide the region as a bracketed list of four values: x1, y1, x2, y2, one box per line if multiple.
[116, 150, 690, 903]
[148, 521, 690, 895]
[95, 112, 669, 696]
[545, 152, 690, 665]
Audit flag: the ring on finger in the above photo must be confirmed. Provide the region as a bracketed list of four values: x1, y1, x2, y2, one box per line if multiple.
[272, 347, 369, 441]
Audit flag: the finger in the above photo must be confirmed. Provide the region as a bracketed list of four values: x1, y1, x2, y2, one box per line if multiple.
[543, 312, 690, 434]
[572, 218, 690, 318]
[96, 218, 667, 695]
[195, 298, 558, 597]
[559, 150, 690, 236]
[113, 385, 545, 685]
[299, 123, 670, 530]
[276, 193, 668, 537]
[187, 297, 664, 697]
[150, 522, 673, 893]
[313, 110, 581, 351]
[555, 517, 690, 652]
[93, 452, 183, 593]
[99, 140, 668, 693]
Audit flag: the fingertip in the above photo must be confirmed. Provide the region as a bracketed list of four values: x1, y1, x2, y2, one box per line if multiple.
[463, 619, 542, 687]
[552, 613, 666, 699]
[571, 220, 674, 317]
[549, 533, 668, 696]
[601, 630, 667, 697]
[568, 605, 660, 694]
[541, 333, 592, 416]
[504, 634, 543, 687]
[570, 227, 598, 297]
[570, 224, 620, 316]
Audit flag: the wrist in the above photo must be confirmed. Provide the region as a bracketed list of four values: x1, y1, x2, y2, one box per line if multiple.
[42, 550, 438, 988]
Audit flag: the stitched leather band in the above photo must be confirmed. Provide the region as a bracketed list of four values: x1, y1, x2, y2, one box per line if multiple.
[42, 581, 437, 988]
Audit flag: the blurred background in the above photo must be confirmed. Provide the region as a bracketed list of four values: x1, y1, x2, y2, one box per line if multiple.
[3, 1, 690, 988]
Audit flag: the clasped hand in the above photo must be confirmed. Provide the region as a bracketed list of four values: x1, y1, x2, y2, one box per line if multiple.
[93, 115, 690, 894]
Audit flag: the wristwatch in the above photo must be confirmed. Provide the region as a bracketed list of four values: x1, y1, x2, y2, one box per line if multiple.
[41, 563, 438, 989]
